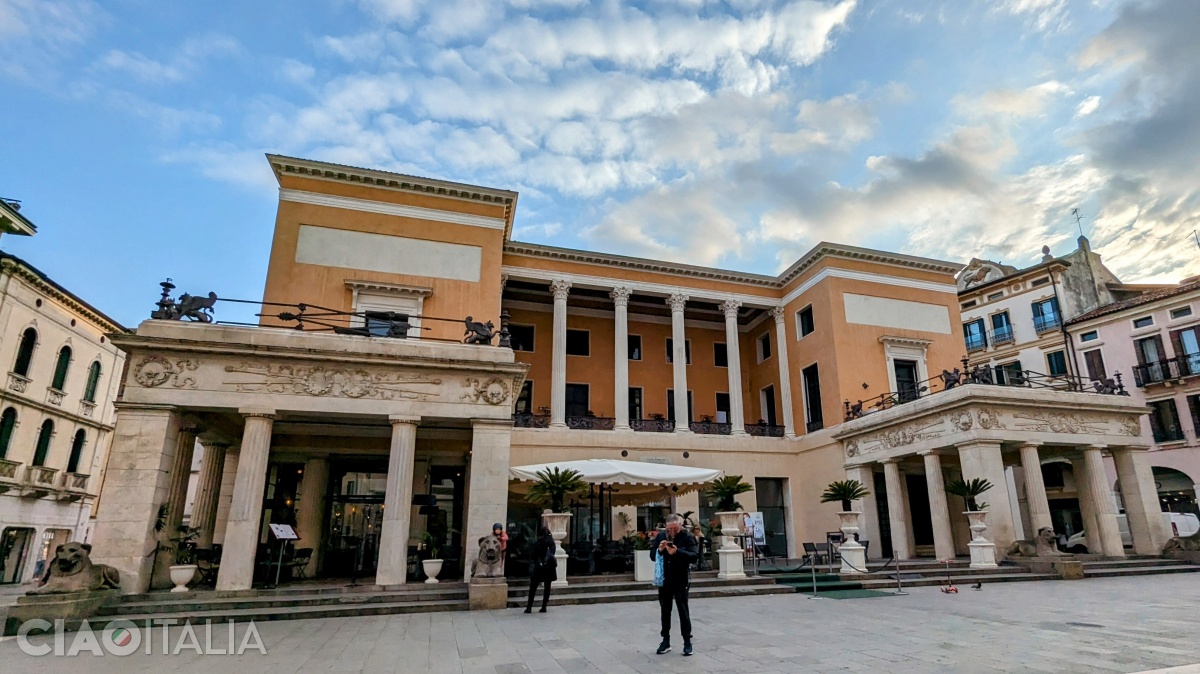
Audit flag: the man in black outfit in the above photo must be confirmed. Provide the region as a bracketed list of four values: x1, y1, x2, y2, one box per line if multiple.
[650, 513, 698, 656]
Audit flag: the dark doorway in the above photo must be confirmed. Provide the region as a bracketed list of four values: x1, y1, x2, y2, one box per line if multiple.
[761, 386, 777, 425]
[427, 465, 466, 578]
[325, 463, 387, 578]
[565, 384, 589, 418]
[906, 474, 934, 547]
[873, 472, 893, 557]
[894, 359, 919, 402]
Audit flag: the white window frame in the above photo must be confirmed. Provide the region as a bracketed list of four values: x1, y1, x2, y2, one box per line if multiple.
[880, 337, 932, 394]
[757, 332, 772, 363]
[795, 305, 815, 339]
[347, 280, 432, 339]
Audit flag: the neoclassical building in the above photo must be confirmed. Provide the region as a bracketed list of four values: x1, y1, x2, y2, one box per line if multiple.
[89, 156, 1166, 595]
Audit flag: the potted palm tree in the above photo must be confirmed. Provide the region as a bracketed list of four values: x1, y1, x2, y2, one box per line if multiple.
[820, 479, 870, 512]
[168, 525, 200, 593]
[420, 531, 444, 584]
[706, 475, 753, 549]
[526, 467, 587, 586]
[946, 477, 996, 568]
[820, 480, 870, 573]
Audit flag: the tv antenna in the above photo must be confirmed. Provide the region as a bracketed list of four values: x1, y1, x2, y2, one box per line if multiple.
[1071, 208, 1087, 238]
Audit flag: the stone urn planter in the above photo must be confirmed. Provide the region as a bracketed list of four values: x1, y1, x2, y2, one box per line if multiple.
[422, 559, 444, 583]
[965, 510, 997, 569]
[836, 511, 866, 575]
[715, 511, 746, 580]
[542, 511, 572, 587]
[168, 564, 197, 593]
[633, 549, 653, 582]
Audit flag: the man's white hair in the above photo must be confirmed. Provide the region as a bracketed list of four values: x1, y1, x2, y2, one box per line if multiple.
[666, 513, 684, 524]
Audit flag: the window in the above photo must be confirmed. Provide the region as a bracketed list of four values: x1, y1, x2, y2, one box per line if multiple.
[1171, 306, 1193, 320]
[1136, 334, 1167, 384]
[566, 329, 589, 356]
[1169, 326, 1200, 376]
[963, 319, 986, 352]
[1083, 349, 1107, 381]
[0, 408, 15, 459]
[628, 387, 643, 420]
[1148, 399, 1184, 443]
[991, 312, 1013, 344]
[363, 311, 415, 338]
[83, 362, 101, 403]
[960, 300, 977, 310]
[802, 364, 823, 432]
[996, 361, 1024, 386]
[32, 419, 53, 467]
[1032, 297, 1061, 333]
[1188, 395, 1200, 439]
[628, 334, 642, 361]
[13, 328, 37, 377]
[987, 291, 1004, 302]
[666, 338, 691, 364]
[757, 333, 772, 361]
[1136, 334, 1165, 364]
[1031, 277, 1051, 288]
[894, 359, 920, 402]
[509, 325, 535, 352]
[51, 346, 71, 391]
[515, 381, 533, 415]
[715, 392, 731, 423]
[1133, 316, 1154, 329]
[565, 384, 589, 418]
[67, 430, 86, 474]
[759, 386, 777, 425]
[713, 343, 728, 368]
[1080, 330, 1098, 343]
[797, 306, 815, 337]
[1046, 350, 1068, 377]
[666, 389, 694, 423]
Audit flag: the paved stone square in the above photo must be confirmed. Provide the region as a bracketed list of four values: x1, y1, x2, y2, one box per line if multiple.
[2, 574, 1200, 673]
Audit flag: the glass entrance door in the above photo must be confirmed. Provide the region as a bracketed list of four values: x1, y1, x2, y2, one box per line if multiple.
[325, 468, 387, 578]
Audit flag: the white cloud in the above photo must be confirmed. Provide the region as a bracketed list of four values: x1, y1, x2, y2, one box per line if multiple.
[92, 33, 240, 84]
[0, 0, 105, 81]
[97, 50, 183, 83]
[1075, 95, 1100, 117]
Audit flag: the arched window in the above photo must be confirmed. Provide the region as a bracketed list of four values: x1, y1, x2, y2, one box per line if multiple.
[0, 408, 15, 459]
[32, 419, 53, 467]
[51, 346, 72, 391]
[13, 328, 37, 377]
[83, 361, 102, 403]
[67, 429, 86, 474]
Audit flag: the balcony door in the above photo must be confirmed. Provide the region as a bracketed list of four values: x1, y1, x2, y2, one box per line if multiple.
[894, 359, 919, 402]
[565, 384, 589, 418]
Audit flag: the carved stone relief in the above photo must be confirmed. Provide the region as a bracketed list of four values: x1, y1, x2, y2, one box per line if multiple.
[133, 356, 199, 389]
[976, 407, 1006, 429]
[1010, 411, 1110, 434]
[223, 363, 442, 400]
[460, 377, 510, 405]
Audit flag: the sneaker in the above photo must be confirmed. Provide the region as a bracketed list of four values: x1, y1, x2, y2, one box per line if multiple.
[656, 641, 671, 655]
[538, 607, 547, 613]
[523, 608, 531, 614]
[682, 643, 693, 657]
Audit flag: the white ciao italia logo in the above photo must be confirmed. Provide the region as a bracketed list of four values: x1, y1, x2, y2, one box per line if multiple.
[16, 619, 267, 657]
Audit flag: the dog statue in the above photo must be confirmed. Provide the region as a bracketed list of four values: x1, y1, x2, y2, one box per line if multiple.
[29, 542, 120, 595]
[1004, 527, 1062, 557]
[1163, 530, 1200, 553]
[471, 534, 505, 578]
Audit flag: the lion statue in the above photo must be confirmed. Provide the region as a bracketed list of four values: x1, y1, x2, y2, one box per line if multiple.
[1004, 527, 1062, 557]
[28, 542, 120, 595]
[1163, 530, 1200, 553]
[471, 534, 504, 578]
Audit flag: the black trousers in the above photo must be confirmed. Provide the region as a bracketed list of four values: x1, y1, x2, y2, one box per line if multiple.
[658, 581, 691, 641]
[526, 575, 551, 610]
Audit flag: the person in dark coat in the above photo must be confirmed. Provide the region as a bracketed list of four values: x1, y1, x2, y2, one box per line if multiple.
[650, 513, 698, 656]
[525, 525, 557, 613]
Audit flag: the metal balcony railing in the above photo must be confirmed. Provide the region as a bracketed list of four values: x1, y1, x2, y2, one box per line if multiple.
[630, 418, 675, 433]
[989, 326, 1015, 346]
[566, 416, 615, 431]
[746, 423, 786, 437]
[1132, 355, 1200, 387]
[512, 413, 550, 428]
[689, 421, 732, 435]
[1033, 314, 1062, 334]
[964, 335, 986, 353]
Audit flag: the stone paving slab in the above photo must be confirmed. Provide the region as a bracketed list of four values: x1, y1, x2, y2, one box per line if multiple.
[1, 574, 1199, 673]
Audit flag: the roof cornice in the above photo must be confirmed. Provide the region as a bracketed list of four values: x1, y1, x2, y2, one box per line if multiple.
[0, 200, 37, 236]
[777, 243, 963, 287]
[0, 257, 127, 333]
[958, 258, 1070, 298]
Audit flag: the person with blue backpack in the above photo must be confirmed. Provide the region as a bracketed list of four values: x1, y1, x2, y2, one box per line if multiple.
[649, 513, 698, 656]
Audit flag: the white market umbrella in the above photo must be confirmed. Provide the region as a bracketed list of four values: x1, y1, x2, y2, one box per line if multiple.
[509, 458, 724, 507]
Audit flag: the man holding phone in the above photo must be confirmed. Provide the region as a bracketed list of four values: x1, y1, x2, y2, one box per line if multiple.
[649, 513, 698, 656]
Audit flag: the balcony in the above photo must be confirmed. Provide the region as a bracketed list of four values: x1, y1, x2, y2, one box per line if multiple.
[1132, 355, 1200, 387]
[78, 400, 96, 418]
[989, 326, 1015, 347]
[0, 458, 20, 493]
[805, 419, 825, 433]
[965, 335, 986, 353]
[566, 416, 615, 431]
[46, 387, 65, 406]
[1033, 314, 1062, 334]
[22, 464, 57, 498]
[689, 421, 732, 435]
[58, 472, 90, 501]
[746, 423, 786, 438]
[512, 413, 551, 428]
[7, 371, 29, 394]
[630, 418, 675, 433]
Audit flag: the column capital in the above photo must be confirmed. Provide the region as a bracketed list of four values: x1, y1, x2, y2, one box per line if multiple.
[880, 458, 901, 466]
[238, 408, 276, 420]
[769, 306, 786, 323]
[1016, 441, 1042, 449]
[917, 449, 943, 457]
[666, 293, 689, 313]
[499, 273, 509, 290]
[609, 286, 633, 307]
[198, 437, 232, 449]
[550, 279, 572, 300]
[1111, 444, 1152, 453]
[720, 299, 742, 318]
[389, 415, 421, 426]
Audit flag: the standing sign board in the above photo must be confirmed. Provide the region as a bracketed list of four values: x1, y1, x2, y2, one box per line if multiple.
[269, 524, 298, 540]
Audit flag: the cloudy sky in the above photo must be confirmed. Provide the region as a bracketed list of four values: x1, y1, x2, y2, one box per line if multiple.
[2, 0, 1198, 326]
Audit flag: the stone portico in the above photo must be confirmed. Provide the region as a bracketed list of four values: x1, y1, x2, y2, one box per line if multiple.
[834, 384, 1171, 560]
[90, 319, 526, 593]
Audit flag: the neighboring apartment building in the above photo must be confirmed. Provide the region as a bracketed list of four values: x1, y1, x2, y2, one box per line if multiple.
[0, 198, 127, 585]
[1066, 280, 1200, 519]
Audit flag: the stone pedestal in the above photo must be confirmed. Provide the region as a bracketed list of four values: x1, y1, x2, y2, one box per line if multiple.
[469, 578, 508, 610]
[966, 511, 998, 569]
[837, 511, 866, 575]
[634, 549, 653, 582]
[715, 511, 746, 579]
[3, 589, 117, 636]
[542, 512, 571, 587]
[1025, 557, 1084, 580]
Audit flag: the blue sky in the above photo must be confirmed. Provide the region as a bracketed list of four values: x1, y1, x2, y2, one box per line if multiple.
[3, 0, 1199, 328]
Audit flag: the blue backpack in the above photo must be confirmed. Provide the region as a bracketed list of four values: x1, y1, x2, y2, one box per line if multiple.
[653, 545, 666, 587]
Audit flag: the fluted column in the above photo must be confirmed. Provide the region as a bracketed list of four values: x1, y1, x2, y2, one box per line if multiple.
[1112, 446, 1171, 555]
[1071, 455, 1098, 546]
[770, 307, 796, 438]
[1082, 445, 1124, 557]
[377, 416, 419, 585]
[192, 439, 229, 549]
[611, 287, 632, 431]
[1018, 442, 1053, 534]
[722, 300, 747, 436]
[217, 409, 275, 591]
[667, 293, 691, 433]
[922, 452, 956, 561]
[882, 460, 912, 560]
[550, 279, 571, 428]
[152, 423, 199, 588]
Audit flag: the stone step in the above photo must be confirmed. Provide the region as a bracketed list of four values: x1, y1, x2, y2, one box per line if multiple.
[856, 571, 1059, 589]
[115, 581, 468, 603]
[504, 575, 775, 597]
[1080, 564, 1200, 579]
[88, 598, 468, 630]
[99, 587, 469, 616]
[506, 583, 793, 607]
[1080, 558, 1195, 569]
